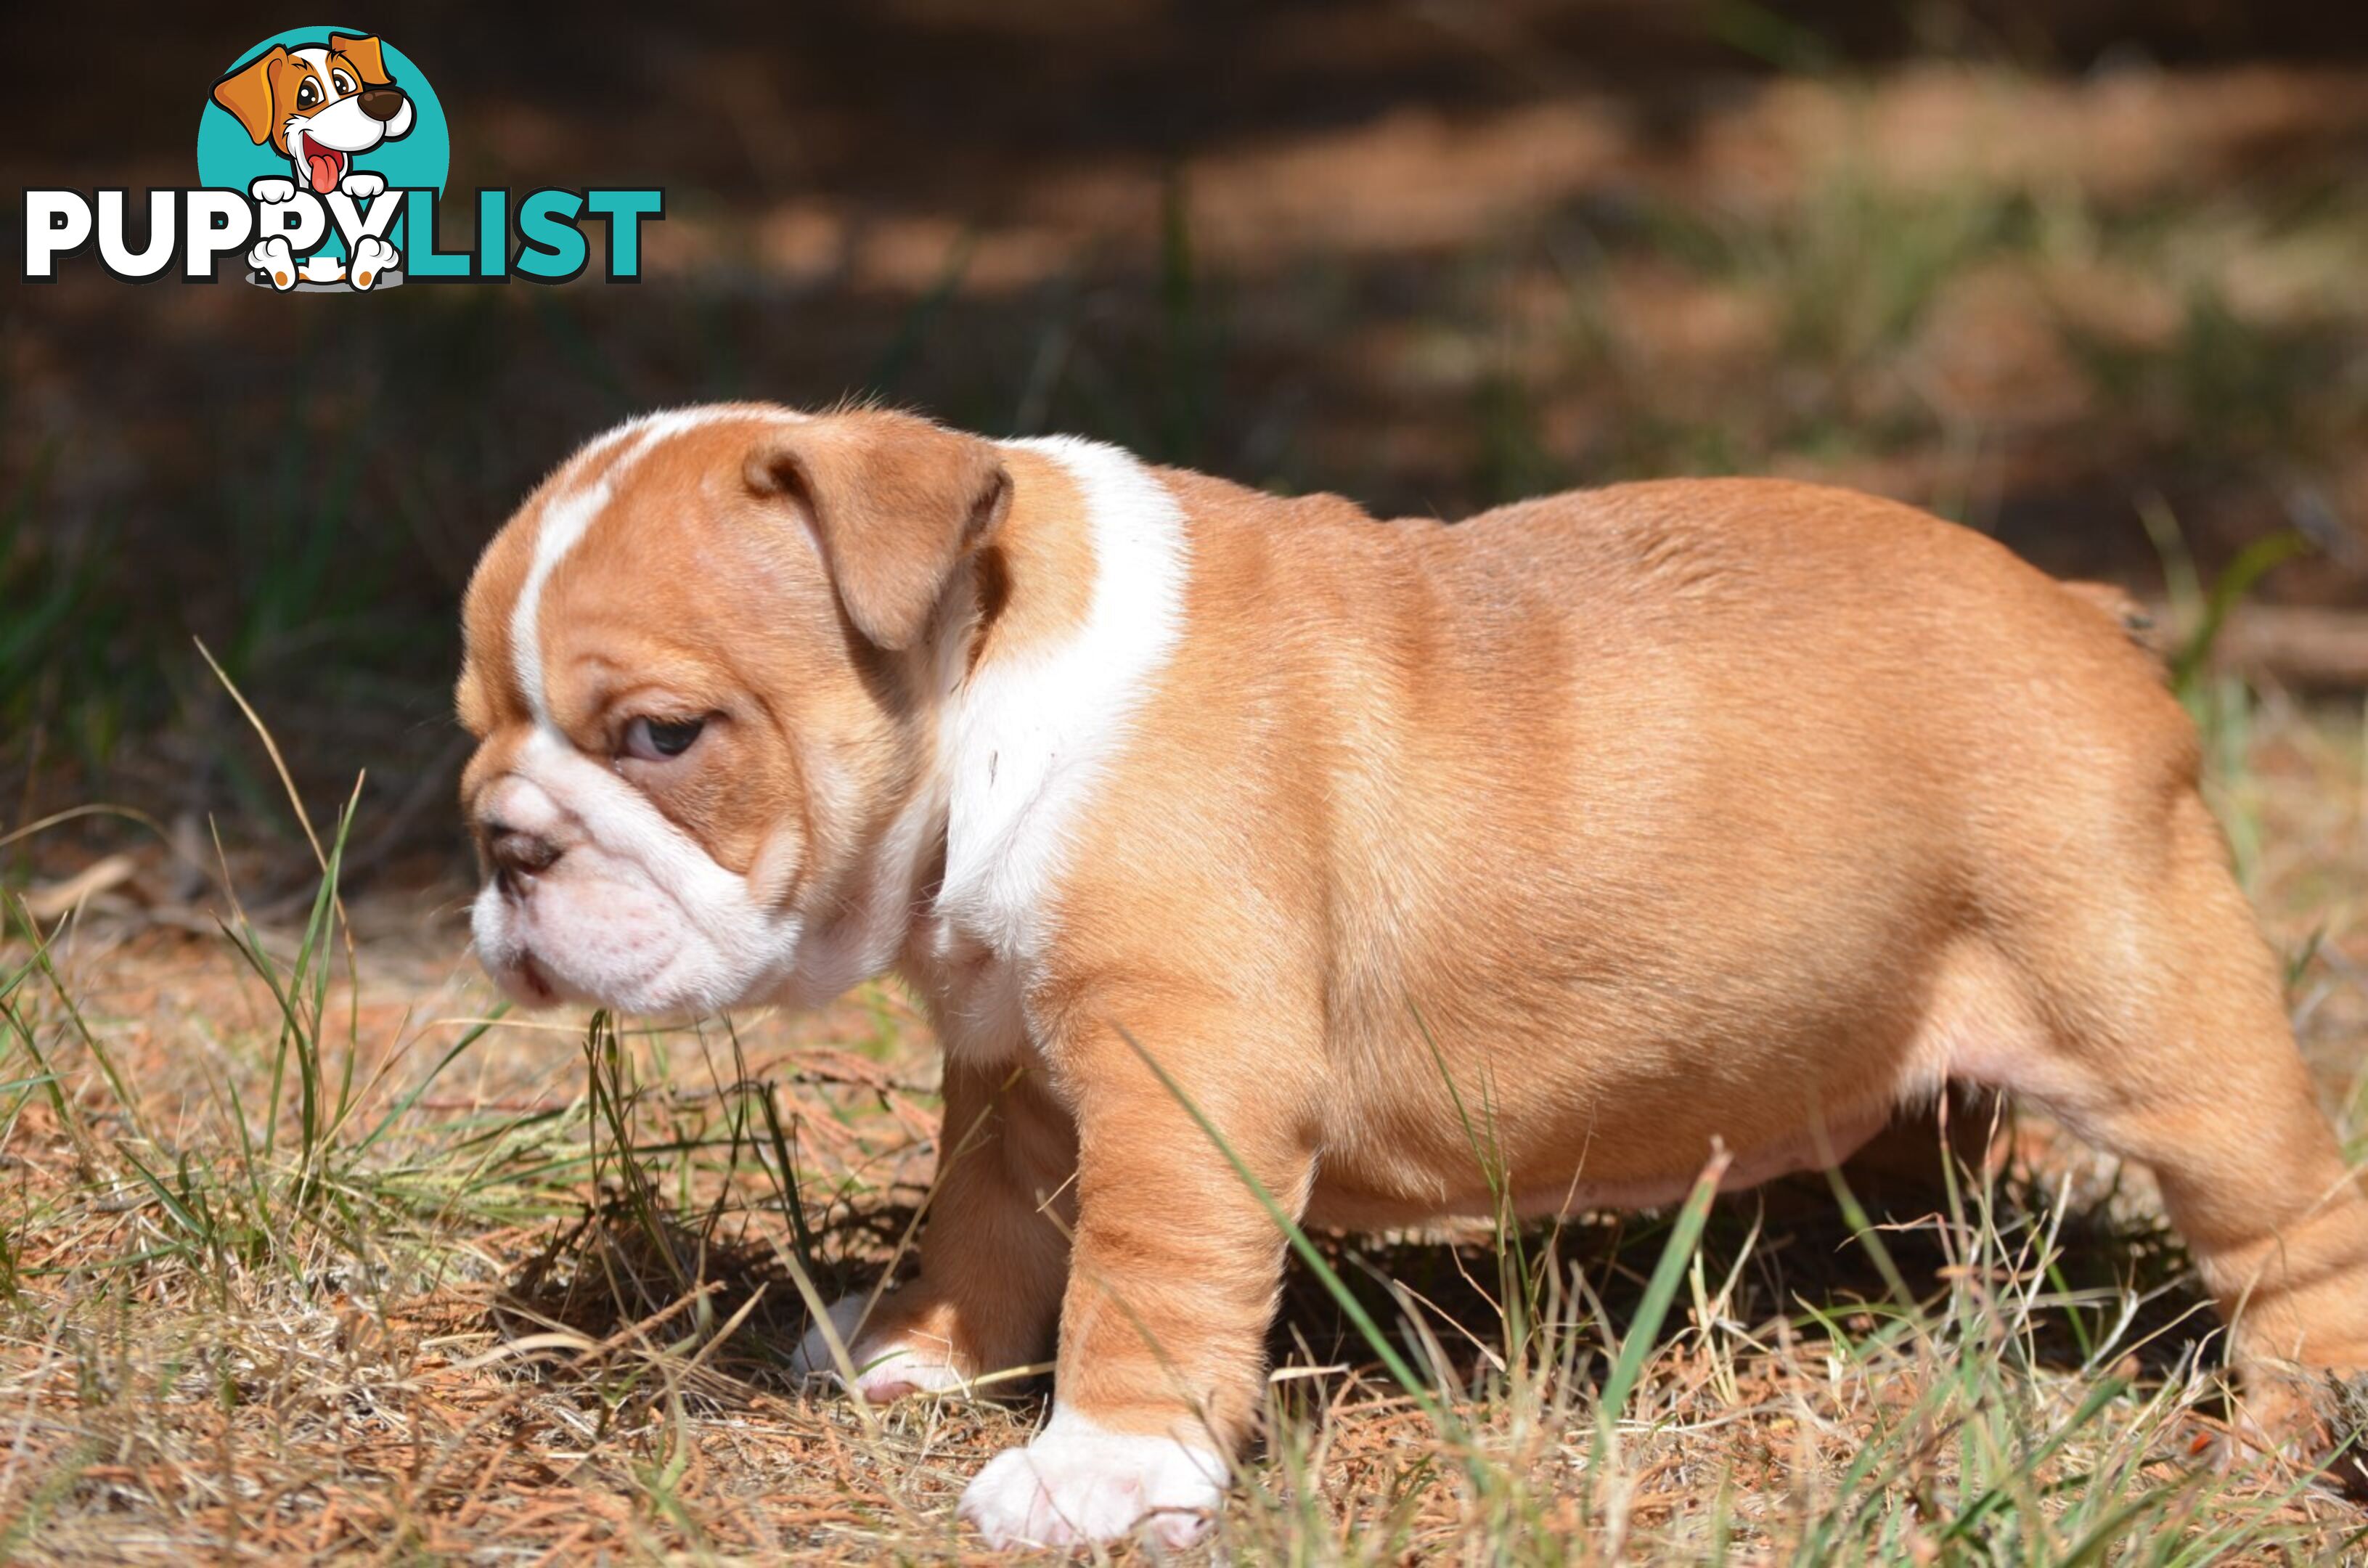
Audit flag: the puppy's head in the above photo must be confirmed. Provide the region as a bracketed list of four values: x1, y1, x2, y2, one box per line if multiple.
[456, 405, 1010, 1016]
[211, 34, 415, 192]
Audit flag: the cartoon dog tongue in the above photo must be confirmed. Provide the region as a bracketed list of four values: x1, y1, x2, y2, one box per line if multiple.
[304, 141, 343, 194]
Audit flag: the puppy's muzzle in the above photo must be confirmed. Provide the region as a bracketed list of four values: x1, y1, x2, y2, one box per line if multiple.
[485, 820, 563, 895]
[358, 87, 407, 123]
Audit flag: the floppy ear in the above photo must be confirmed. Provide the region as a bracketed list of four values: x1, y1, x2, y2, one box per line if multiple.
[746, 412, 1011, 651]
[211, 46, 284, 144]
[327, 34, 392, 85]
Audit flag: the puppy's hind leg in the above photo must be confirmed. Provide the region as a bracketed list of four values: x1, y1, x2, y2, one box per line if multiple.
[793, 1058, 1072, 1403]
[2002, 793, 2368, 1410]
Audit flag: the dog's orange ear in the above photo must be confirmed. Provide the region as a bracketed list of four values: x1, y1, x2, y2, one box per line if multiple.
[746, 412, 1012, 651]
[211, 46, 283, 144]
[327, 34, 393, 86]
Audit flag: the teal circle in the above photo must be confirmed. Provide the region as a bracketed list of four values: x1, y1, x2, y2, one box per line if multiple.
[197, 27, 448, 257]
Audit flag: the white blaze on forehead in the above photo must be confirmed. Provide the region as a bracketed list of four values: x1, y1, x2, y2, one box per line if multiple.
[290, 46, 332, 102]
[934, 436, 1190, 957]
[508, 466, 620, 729]
[506, 406, 802, 728]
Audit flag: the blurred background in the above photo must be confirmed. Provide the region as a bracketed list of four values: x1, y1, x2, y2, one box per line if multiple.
[9, 0, 2368, 910]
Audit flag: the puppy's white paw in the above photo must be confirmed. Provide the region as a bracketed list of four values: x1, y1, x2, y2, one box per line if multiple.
[958, 1405, 1224, 1550]
[338, 171, 387, 200]
[248, 236, 298, 290]
[348, 234, 399, 290]
[791, 1293, 971, 1402]
[248, 176, 297, 204]
[298, 253, 346, 285]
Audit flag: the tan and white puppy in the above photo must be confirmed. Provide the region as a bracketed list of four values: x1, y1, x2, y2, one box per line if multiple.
[457, 404, 2368, 1549]
[211, 34, 412, 290]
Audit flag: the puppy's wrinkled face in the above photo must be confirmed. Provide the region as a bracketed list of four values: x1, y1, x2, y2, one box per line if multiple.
[459, 411, 886, 1015]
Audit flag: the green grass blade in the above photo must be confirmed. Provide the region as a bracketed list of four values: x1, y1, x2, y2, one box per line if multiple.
[1594, 1146, 1729, 1448]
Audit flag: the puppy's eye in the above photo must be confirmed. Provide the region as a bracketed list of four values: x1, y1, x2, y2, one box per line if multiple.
[295, 77, 319, 108]
[331, 69, 356, 94]
[623, 716, 705, 761]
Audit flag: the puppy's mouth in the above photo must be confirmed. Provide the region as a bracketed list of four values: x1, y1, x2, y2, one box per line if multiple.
[291, 130, 348, 195]
[479, 931, 561, 1007]
[513, 951, 558, 1005]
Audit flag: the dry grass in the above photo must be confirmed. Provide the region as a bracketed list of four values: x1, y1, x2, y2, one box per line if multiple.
[1, 675, 2366, 1564]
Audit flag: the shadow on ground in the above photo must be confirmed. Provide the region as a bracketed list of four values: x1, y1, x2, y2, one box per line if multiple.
[483, 1099, 2218, 1426]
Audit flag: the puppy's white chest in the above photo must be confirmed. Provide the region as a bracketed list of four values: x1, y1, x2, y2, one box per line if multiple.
[907, 433, 1190, 1061]
[910, 919, 1034, 1066]
[929, 435, 1188, 949]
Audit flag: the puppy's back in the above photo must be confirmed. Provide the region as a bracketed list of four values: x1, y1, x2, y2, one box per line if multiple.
[1445, 477, 2189, 781]
[1434, 478, 2208, 997]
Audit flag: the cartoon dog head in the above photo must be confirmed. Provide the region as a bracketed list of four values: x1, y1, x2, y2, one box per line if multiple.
[211, 35, 415, 195]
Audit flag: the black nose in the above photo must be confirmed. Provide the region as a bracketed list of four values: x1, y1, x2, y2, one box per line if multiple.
[486, 821, 562, 892]
[358, 87, 406, 123]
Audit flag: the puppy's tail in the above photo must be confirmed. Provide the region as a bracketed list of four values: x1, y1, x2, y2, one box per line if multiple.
[2057, 579, 2163, 661]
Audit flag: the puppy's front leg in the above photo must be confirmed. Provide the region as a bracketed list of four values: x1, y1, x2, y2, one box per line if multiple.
[959, 1003, 1316, 1550]
[794, 1059, 1073, 1400]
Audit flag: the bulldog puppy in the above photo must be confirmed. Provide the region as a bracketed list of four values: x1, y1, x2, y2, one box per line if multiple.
[457, 404, 2368, 1549]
